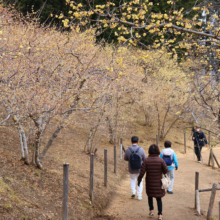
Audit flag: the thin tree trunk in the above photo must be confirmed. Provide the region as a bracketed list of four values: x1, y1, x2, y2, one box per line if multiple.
[88, 129, 92, 152]
[108, 118, 114, 144]
[160, 106, 170, 139]
[218, 109, 220, 128]
[156, 105, 161, 137]
[35, 130, 43, 169]
[163, 117, 180, 139]
[21, 130, 30, 165]
[39, 126, 63, 162]
[19, 125, 29, 164]
[19, 128, 25, 160]
[32, 145, 36, 166]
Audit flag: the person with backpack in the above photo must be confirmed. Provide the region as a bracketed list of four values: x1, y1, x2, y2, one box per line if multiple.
[160, 141, 178, 194]
[124, 136, 146, 201]
[192, 125, 208, 163]
[137, 144, 168, 220]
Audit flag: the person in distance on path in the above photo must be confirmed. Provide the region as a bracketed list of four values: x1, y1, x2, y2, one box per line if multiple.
[160, 141, 178, 194]
[192, 125, 208, 163]
[138, 144, 168, 220]
[124, 136, 146, 201]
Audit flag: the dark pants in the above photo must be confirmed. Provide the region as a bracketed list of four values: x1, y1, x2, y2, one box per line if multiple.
[148, 197, 162, 215]
[194, 145, 203, 161]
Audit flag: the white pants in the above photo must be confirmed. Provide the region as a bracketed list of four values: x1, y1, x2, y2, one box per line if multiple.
[167, 169, 175, 191]
[130, 173, 143, 197]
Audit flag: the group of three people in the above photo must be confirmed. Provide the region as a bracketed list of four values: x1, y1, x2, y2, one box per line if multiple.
[124, 126, 208, 220]
[124, 136, 178, 220]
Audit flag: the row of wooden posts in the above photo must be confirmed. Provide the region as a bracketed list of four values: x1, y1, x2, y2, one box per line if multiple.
[195, 171, 220, 220]
[90, 138, 124, 202]
[62, 138, 124, 220]
[62, 132, 216, 219]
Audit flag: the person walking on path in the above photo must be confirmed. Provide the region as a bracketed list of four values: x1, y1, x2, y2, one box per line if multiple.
[192, 125, 208, 163]
[160, 141, 178, 194]
[124, 136, 146, 201]
[138, 144, 168, 220]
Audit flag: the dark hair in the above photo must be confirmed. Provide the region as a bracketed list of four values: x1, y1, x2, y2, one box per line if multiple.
[164, 141, 172, 148]
[131, 136, 139, 143]
[148, 144, 160, 155]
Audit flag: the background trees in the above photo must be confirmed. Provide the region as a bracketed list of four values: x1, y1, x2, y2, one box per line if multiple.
[2, 0, 220, 169]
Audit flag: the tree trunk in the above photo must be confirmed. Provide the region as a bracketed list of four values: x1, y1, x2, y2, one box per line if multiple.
[32, 145, 36, 166]
[19, 129, 25, 161]
[163, 117, 180, 139]
[34, 130, 43, 169]
[107, 118, 114, 144]
[88, 129, 92, 152]
[39, 126, 63, 162]
[18, 125, 29, 164]
[22, 130, 30, 165]
[156, 105, 161, 137]
[160, 106, 170, 139]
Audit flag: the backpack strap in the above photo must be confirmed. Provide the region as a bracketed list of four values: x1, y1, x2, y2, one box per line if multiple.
[135, 147, 141, 153]
[129, 147, 134, 154]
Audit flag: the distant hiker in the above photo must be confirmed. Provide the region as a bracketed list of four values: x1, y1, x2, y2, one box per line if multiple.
[160, 141, 178, 194]
[138, 144, 168, 220]
[124, 136, 146, 201]
[192, 125, 208, 163]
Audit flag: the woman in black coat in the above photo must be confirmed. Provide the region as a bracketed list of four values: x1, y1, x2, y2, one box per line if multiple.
[138, 144, 168, 220]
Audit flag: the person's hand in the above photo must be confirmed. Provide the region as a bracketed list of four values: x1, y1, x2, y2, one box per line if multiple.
[206, 144, 208, 147]
[193, 137, 195, 140]
[175, 167, 178, 170]
[137, 180, 141, 187]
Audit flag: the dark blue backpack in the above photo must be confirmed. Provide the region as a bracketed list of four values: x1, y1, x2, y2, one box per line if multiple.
[129, 147, 142, 169]
[162, 154, 173, 166]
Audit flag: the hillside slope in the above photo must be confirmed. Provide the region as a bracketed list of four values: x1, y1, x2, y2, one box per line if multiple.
[0, 115, 218, 219]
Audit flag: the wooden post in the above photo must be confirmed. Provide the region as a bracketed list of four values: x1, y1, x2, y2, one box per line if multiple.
[104, 149, 107, 187]
[120, 138, 123, 159]
[63, 163, 69, 220]
[207, 183, 218, 220]
[213, 151, 220, 168]
[199, 187, 220, 192]
[195, 171, 199, 209]
[211, 149, 214, 168]
[156, 135, 159, 146]
[208, 149, 211, 166]
[114, 145, 117, 174]
[89, 153, 94, 202]
[184, 132, 186, 153]
[196, 190, 201, 214]
[219, 201, 220, 220]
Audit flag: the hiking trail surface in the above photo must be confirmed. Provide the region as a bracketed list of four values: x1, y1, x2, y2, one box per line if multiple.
[103, 146, 220, 220]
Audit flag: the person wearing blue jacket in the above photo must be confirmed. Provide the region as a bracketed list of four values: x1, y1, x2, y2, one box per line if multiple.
[192, 125, 208, 163]
[160, 141, 178, 194]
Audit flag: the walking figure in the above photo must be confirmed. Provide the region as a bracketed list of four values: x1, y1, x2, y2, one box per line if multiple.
[124, 136, 146, 201]
[160, 141, 178, 194]
[138, 144, 168, 220]
[192, 125, 208, 163]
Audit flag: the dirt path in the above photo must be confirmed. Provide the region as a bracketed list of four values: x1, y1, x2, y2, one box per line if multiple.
[104, 146, 220, 220]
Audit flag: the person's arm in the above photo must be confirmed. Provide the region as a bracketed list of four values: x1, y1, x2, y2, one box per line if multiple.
[161, 159, 168, 174]
[137, 159, 147, 186]
[192, 132, 195, 140]
[202, 132, 208, 145]
[124, 149, 129, 161]
[173, 152, 178, 169]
